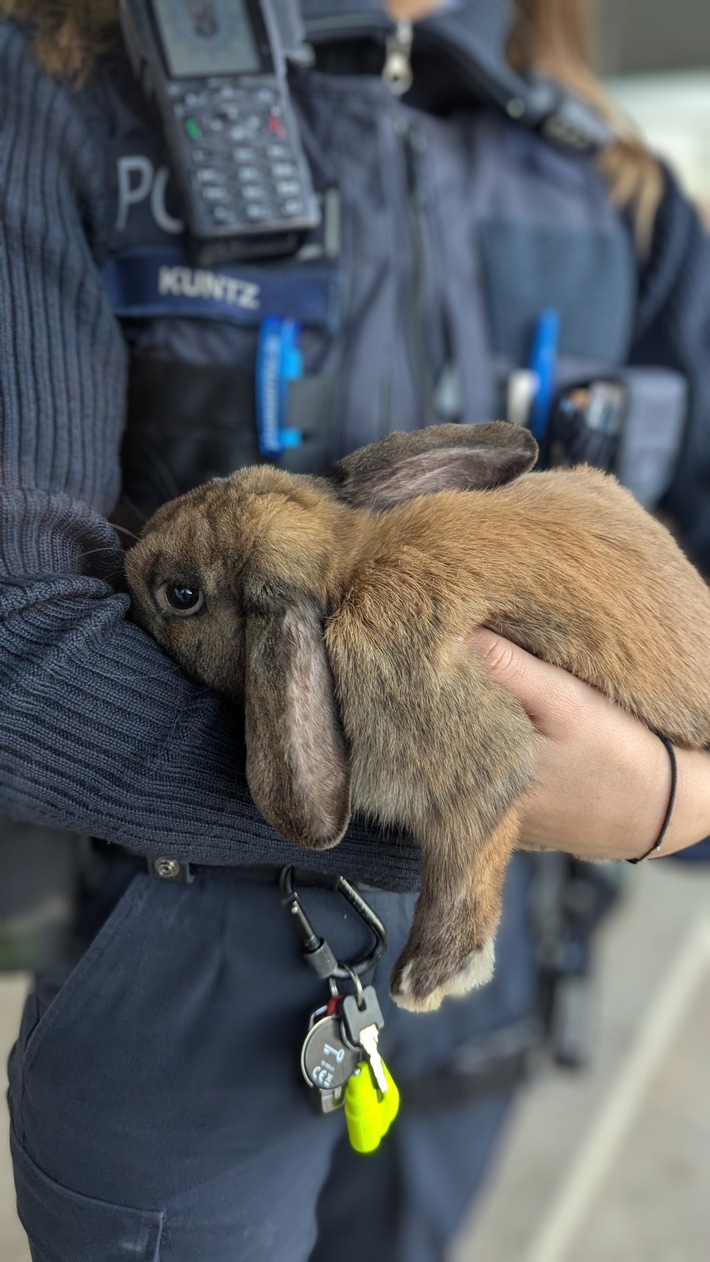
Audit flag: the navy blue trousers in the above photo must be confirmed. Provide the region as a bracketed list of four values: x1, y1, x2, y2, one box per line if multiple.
[8, 861, 536, 1262]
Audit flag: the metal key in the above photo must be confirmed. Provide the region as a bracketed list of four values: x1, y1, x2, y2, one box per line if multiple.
[358, 1025, 388, 1095]
[341, 985, 388, 1095]
[317, 1084, 347, 1115]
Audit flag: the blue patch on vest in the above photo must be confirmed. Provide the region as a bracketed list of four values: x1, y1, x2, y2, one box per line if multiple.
[103, 246, 341, 331]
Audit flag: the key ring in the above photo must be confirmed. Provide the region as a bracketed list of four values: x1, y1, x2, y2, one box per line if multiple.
[340, 962, 365, 1009]
[279, 866, 387, 980]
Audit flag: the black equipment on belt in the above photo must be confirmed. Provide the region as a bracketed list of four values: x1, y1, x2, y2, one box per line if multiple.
[94, 843, 540, 1108]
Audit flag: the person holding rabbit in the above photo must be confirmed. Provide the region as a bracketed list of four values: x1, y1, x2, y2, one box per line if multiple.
[1, 2, 709, 1261]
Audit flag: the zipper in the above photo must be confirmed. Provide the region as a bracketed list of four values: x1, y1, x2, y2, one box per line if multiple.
[306, 12, 414, 96]
[304, 12, 526, 117]
[305, 13, 448, 432]
[394, 115, 437, 429]
[382, 21, 413, 96]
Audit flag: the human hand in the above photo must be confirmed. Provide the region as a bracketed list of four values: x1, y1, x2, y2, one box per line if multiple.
[468, 628, 710, 861]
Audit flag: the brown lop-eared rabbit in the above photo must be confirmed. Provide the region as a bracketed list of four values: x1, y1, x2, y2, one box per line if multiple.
[125, 423, 710, 1012]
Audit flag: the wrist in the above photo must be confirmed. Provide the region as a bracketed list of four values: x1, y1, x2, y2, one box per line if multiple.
[649, 747, 710, 858]
[610, 725, 670, 861]
[629, 737, 677, 863]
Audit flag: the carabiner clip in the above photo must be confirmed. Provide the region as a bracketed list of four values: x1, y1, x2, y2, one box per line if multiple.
[279, 866, 387, 980]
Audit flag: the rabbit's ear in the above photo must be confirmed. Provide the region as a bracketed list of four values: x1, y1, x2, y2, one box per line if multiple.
[328, 421, 538, 510]
[244, 595, 351, 851]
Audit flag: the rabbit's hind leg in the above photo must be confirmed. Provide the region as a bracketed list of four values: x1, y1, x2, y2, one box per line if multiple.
[389, 803, 521, 1013]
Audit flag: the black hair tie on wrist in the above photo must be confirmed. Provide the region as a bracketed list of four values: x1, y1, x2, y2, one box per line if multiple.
[628, 735, 677, 864]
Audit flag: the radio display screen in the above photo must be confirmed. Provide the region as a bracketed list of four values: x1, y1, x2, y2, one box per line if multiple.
[151, 0, 269, 78]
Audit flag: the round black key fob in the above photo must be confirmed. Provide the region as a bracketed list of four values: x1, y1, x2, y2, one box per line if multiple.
[301, 1015, 359, 1091]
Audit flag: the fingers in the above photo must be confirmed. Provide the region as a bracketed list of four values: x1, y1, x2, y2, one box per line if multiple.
[466, 629, 688, 860]
[467, 627, 583, 731]
[467, 628, 531, 680]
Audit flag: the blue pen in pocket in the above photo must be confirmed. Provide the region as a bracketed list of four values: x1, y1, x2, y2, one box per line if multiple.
[528, 308, 560, 442]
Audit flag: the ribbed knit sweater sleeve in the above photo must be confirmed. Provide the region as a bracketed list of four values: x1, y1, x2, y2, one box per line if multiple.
[0, 24, 420, 890]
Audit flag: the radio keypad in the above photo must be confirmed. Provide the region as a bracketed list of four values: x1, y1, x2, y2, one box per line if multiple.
[173, 80, 309, 228]
[211, 204, 239, 225]
[217, 103, 243, 122]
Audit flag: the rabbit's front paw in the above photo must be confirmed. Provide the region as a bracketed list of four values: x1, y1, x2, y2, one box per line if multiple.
[390, 936, 496, 1013]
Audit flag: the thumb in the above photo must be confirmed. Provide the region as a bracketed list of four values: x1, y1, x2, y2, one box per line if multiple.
[467, 628, 576, 726]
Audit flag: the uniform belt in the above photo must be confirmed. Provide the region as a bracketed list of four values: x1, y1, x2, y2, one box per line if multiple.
[92, 841, 385, 893]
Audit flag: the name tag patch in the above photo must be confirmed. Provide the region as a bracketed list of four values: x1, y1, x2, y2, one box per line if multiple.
[104, 247, 340, 330]
[157, 265, 260, 311]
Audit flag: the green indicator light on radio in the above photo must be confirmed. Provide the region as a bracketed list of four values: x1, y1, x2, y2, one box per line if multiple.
[185, 118, 202, 140]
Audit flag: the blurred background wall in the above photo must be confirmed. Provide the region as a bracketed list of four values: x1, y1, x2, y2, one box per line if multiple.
[598, 0, 710, 74]
[599, 0, 710, 217]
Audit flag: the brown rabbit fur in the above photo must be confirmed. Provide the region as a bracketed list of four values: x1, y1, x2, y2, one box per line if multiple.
[125, 423, 710, 1012]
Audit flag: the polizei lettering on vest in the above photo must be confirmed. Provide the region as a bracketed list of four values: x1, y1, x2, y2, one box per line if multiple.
[117, 156, 184, 234]
[158, 266, 261, 311]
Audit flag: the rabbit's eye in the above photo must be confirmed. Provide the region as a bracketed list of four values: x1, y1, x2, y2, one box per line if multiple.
[156, 582, 204, 617]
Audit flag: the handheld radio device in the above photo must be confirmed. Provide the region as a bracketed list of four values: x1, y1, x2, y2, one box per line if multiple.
[119, 0, 320, 262]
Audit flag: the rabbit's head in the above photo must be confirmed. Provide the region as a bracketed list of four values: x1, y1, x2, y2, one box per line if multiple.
[125, 464, 350, 698]
[125, 462, 359, 850]
[125, 422, 537, 851]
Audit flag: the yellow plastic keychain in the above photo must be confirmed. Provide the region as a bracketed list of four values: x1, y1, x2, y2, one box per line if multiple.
[345, 1057, 400, 1154]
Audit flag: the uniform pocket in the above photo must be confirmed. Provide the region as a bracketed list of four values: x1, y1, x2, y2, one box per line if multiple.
[615, 366, 687, 506]
[11, 1126, 164, 1262]
[20, 873, 150, 1071]
[478, 220, 635, 367]
[109, 248, 344, 525]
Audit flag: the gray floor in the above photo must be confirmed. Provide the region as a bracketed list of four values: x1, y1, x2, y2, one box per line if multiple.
[1, 859, 708, 1262]
[451, 859, 710, 1261]
[0, 977, 27, 1262]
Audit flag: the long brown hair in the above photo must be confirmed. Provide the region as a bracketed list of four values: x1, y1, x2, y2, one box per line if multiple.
[2, 0, 662, 244]
[0, 0, 117, 77]
[508, 0, 663, 249]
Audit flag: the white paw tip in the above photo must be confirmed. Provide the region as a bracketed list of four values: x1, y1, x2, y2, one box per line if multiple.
[448, 937, 496, 996]
[396, 962, 413, 995]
